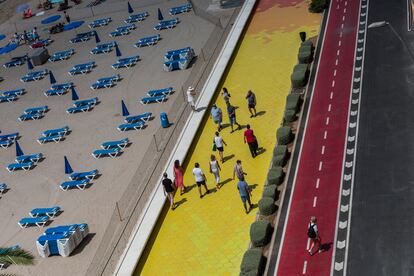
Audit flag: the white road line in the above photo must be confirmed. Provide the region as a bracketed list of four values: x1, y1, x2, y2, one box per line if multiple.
[335, 59, 339, 66]
[303, 261, 308, 274]
[338, 40, 342, 47]
[340, 31, 343, 38]
[321, 145, 325, 154]
[337, 4, 339, 9]
[344, 8, 347, 13]
[334, 69, 337, 76]
[313, 196, 317, 207]
[341, 23, 344, 29]
[337, 49, 340, 56]
[342, 15, 345, 21]
[326, 117, 330, 125]
[316, 178, 320, 189]
[330, 92, 334, 99]
[332, 80, 335, 87]
[328, 104, 332, 112]
[319, 161, 323, 171]
[324, 130, 328, 139]
[345, 0, 347, 5]
[307, 238, 310, 250]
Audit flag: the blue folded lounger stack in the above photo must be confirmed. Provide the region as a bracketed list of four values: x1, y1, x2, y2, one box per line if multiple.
[163, 47, 195, 71]
[36, 223, 89, 257]
[169, 3, 192, 15]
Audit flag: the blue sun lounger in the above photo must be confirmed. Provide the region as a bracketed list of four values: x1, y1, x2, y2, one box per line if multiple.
[42, 126, 69, 137]
[4, 58, 25, 68]
[117, 121, 145, 131]
[112, 55, 140, 69]
[30, 206, 60, 218]
[49, 49, 75, 62]
[110, 24, 136, 37]
[0, 132, 18, 141]
[21, 69, 48, 82]
[19, 112, 44, 121]
[101, 138, 129, 150]
[0, 140, 13, 148]
[89, 17, 112, 28]
[37, 134, 65, 144]
[92, 148, 121, 158]
[147, 87, 174, 97]
[169, 3, 192, 15]
[69, 62, 95, 75]
[7, 161, 35, 172]
[154, 18, 179, 30]
[73, 97, 99, 107]
[140, 95, 167, 104]
[44, 89, 66, 97]
[69, 169, 99, 181]
[16, 153, 43, 164]
[51, 82, 74, 91]
[18, 216, 49, 228]
[67, 103, 94, 114]
[0, 94, 17, 103]
[125, 12, 149, 23]
[3, 88, 25, 97]
[70, 31, 95, 43]
[91, 74, 121, 89]
[0, 183, 7, 193]
[124, 112, 152, 123]
[60, 179, 90, 191]
[91, 42, 116, 54]
[134, 34, 161, 47]
[24, 106, 48, 114]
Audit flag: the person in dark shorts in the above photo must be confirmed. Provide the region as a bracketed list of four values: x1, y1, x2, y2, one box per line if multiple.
[226, 102, 241, 133]
[214, 132, 227, 163]
[246, 90, 257, 117]
[192, 163, 210, 198]
[162, 173, 176, 210]
[244, 124, 258, 158]
[237, 177, 252, 214]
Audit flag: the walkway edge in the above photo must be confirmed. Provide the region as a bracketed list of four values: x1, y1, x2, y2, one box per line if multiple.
[114, 1, 257, 275]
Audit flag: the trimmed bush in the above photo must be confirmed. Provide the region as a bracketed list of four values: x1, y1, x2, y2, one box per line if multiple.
[301, 39, 314, 49]
[286, 94, 302, 112]
[284, 109, 296, 123]
[250, 220, 273, 246]
[267, 166, 285, 185]
[298, 49, 313, 64]
[258, 196, 276, 216]
[263, 184, 277, 200]
[273, 145, 288, 166]
[276, 126, 293, 145]
[291, 64, 309, 88]
[309, 0, 327, 13]
[240, 248, 266, 276]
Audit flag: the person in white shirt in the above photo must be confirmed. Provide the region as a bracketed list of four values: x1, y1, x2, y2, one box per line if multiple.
[187, 86, 196, 111]
[214, 132, 227, 163]
[209, 154, 221, 189]
[192, 163, 210, 198]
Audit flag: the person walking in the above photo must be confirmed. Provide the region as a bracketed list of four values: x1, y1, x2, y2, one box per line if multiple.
[237, 177, 253, 214]
[307, 216, 322, 256]
[209, 154, 221, 189]
[173, 160, 186, 195]
[210, 104, 223, 132]
[222, 87, 231, 104]
[32, 27, 39, 41]
[214, 132, 227, 163]
[162, 173, 176, 210]
[233, 160, 247, 180]
[186, 86, 196, 111]
[244, 124, 258, 158]
[226, 102, 241, 133]
[64, 11, 71, 23]
[192, 163, 210, 198]
[246, 90, 257, 117]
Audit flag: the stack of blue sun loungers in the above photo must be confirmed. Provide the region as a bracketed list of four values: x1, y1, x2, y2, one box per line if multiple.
[44, 82, 74, 97]
[70, 31, 95, 43]
[49, 49, 75, 62]
[125, 12, 149, 23]
[21, 69, 48, 82]
[18, 106, 48, 121]
[134, 34, 161, 47]
[109, 24, 136, 37]
[0, 183, 7, 193]
[29, 38, 53, 49]
[90, 74, 121, 89]
[154, 18, 179, 30]
[169, 3, 192, 15]
[4, 55, 27, 68]
[7, 152, 43, 172]
[163, 47, 195, 71]
[69, 61, 95, 75]
[92, 138, 131, 158]
[91, 42, 116, 54]
[67, 97, 99, 114]
[36, 223, 89, 257]
[89, 17, 112, 28]
[0, 132, 18, 148]
[37, 126, 69, 144]
[112, 55, 139, 69]
[60, 168, 99, 190]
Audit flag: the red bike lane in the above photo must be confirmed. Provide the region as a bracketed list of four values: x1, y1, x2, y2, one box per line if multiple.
[275, 0, 360, 275]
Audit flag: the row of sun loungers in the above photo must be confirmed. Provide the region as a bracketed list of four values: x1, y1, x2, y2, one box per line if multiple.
[0, 94, 18, 103]
[112, 55, 139, 69]
[92, 137, 130, 158]
[44, 82, 74, 97]
[169, 3, 192, 15]
[0, 132, 18, 148]
[135, 34, 161, 47]
[67, 97, 99, 114]
[7, 152, 44, 172]
[69, 61, 95, 75]
[89, 17, 112, 28]
[18, 205, 61, 228]
[37, 223, 89, 257]
[91, 74, 121, 89]
[0, 183, 7, 193]
[37, 126, 70, 144]
[91, 42, 116, 54]
[19, 106, 48, 121]
[4, 55, 27, 68]
[155, 18, 180, 30]
[49, 49, 75, 62]
[110, 23, 136, 37]
[21, 69, 48, 82]
[125, 12, 149, 23]
[70, 31, 95, 43]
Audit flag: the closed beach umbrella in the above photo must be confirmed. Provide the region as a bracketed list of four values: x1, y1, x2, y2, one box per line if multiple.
[121, 100, 130, 116]
[15, 141, 24, 157]
[94, 31, 101, 43]
[64, 156, 73, 174]
[71, 87, 79, 101]
[27, 58, 34, 70]
[49, 70, 56, 84]
[127, 2, 134, 14]
[157, 8, 164, 21]
[115, 43, 122, 57]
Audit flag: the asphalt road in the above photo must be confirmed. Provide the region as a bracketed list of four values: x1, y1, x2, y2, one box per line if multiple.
[347, 0, 414, 275]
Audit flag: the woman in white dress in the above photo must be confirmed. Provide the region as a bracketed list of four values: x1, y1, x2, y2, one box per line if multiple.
[209, 154, 221, 189]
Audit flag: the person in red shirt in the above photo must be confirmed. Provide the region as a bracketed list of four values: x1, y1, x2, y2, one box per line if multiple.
[244, 124, 258, 158]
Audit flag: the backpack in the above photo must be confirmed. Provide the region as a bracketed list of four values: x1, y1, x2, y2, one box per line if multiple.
[307, 224, 316, 238]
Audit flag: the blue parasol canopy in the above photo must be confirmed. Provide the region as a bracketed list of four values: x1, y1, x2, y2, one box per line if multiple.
[0, 43, 18, 55]
[158, 8, 164, 21]
[15, 141, 24, 157]
[94, 31, 101, 43]
[41, 15, 61, 25]
[121, 100, 130, 116]
[49, 70, 56, 84]
[27, 58, 34, 70]
[128, 2, 134, 14]
[115, 43, 122, 57]
[71, 87, 79, 101]
[64, 156, 73, 174]
[63, 21, 85, 31]
[17, 3, 29, 13]
[0, 34, 5, 41]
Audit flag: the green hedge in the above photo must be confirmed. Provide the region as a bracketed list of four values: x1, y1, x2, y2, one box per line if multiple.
[267, 166, 285, 185]
[273, 145, 288, 166]
[258, 197, 277, 216]
[250, 220, 273, 247]
[276, 126, 293, 145]
[309, 0, 327, 13]
[301, 39, 314, 49]
[284, 109, 296, 123]
[240, 248, 266, 276]
[291, 64, 309, 88]
[286, 93, 302, 112]
[298, 49, 313, 64]
[263, 184, 277, 200]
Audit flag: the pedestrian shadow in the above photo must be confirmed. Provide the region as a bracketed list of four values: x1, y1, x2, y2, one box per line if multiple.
[257, 147, 266, 156]
[221, 123, 231, 129]
[249, 184, 259, 190]
[174, 198, 187, 209]
[196, 106, 207, 112]
[184, 184, 196, 193]
[255, 111, 266, 117]
[320, 242, 333, 252]
[223, 154, 235, 162]
[218, 177, 232, 188]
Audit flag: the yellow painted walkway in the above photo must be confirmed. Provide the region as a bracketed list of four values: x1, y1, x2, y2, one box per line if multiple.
[136, 1, 321, 275]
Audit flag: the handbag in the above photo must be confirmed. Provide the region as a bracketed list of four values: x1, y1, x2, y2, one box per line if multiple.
[212, 140, 217, 151]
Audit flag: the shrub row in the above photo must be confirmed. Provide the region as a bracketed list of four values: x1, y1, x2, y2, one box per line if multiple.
[290, 39, 314, 88]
